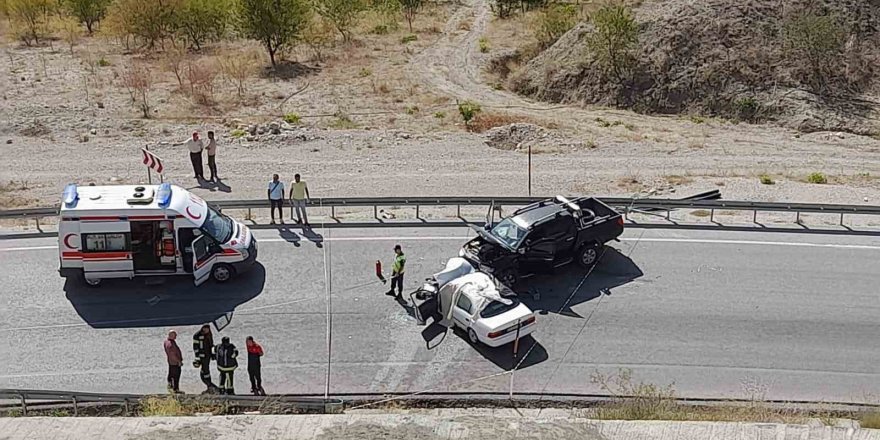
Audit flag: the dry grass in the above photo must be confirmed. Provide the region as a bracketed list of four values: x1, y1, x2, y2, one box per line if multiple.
[0, 180, 36, 209]
[861, 412, 880, 429]
[616, 172, 644, 192]
[468, 112, 536, 133]
[139, 396, 230, 417]
[690, 209, 711, 217]
[664, 175, 693, 186]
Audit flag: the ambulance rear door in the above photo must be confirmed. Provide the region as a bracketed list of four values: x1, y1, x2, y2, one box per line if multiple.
[79, 221, 134, 278]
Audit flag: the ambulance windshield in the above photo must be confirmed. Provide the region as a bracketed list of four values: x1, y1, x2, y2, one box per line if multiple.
[201, 207, 234, 243]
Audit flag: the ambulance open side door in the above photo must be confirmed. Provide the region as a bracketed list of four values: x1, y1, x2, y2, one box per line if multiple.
[192, 235, 215, 286]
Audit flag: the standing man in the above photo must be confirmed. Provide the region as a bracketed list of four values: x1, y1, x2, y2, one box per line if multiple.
[385, 244, 406, 299]
[246, 336, 265, 396]
[192, 325, 217, 393]
[205, 131, 218, 182]
[289, 174, 310, 226]
[268, 174, 285, 225]
[183, 132, 205, 180]
[164, 330, 183, 394]
[215, 336, 239, 395]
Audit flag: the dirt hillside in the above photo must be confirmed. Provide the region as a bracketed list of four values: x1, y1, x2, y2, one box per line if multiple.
[510, 0, 880, 135]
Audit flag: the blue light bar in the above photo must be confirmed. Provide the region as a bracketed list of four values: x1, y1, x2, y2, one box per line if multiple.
[157, 183, 173, 208]
[62, 184, 78, 207]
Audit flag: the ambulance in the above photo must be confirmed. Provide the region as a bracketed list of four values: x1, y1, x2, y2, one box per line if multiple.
[58, 183, 257, 287]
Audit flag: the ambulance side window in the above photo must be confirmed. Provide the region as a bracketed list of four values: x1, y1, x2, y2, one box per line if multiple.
[83, 233, 130, 252]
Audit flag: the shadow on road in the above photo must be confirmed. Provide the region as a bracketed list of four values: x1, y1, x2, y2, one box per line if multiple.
[516, 247, 643, 318]
[64, 263, 266, 329]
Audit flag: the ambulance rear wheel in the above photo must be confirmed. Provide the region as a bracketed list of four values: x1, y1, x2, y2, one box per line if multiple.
[212, 264, 235, 283]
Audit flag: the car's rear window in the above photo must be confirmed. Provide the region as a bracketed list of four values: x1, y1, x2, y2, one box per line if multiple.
[480, 297, 520, 318]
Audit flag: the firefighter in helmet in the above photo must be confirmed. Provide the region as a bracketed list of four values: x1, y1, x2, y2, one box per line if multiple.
[215, 336, 239, 395]
[192, 325, 218, 393]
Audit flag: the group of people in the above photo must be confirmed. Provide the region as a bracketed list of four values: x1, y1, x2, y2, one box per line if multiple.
[179, 132, 219, 182]
[268, 173, 311, 226]
[163, 326, 266, 396]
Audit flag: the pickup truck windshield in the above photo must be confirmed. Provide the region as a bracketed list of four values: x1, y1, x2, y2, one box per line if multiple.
[201, 207, 234, 243]
[490, 218, 527, 249]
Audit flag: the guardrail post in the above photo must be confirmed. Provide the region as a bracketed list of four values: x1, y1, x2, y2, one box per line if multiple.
[72, 396, 78, 416]
[753, 210, 757, 224]
[710, 209, 715, 223]
[840, 213, 845, 226]
[35, 217, 40, 230]
[416, 205, 420, 220]
[457, 205, 461, 218]
[124, 398, 130, 415]
[247, 208, 252, 221]
[19, 393, 27, 416]
[374, 205, 378, 220]
[796, 211, 801, 224]
[665, 209, 670, 221]
[331, 206, 336, 219]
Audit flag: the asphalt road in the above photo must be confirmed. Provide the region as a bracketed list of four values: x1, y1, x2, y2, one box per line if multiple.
[0, 227, 878, 403]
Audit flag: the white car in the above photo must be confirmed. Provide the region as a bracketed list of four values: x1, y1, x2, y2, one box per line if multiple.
[429, 259, 537, 348]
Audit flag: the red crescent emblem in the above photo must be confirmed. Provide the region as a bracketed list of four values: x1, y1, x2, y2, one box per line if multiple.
[63, 233, 77, 249]
[186, 206, 202, 220]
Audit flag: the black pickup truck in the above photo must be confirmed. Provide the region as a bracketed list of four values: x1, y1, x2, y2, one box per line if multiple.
[460, 196, 624, 286]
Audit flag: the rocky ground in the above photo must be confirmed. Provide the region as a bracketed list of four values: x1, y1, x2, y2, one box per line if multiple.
[1, 0, 880, 209]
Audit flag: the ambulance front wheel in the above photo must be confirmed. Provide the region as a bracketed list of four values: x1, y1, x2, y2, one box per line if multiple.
[212, 264, 235, 283]
[84, 277, 102, 287]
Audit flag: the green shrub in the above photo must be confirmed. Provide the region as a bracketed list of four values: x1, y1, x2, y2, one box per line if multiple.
[478, 36, 490, 53]
[807, 172, 827, 184]
[587, 4, 639, 82]
[690, 115, 705, 124]
[330, 111, 358, 129]
[238, 0, 310, 66]
[733, 96, 761, 122]
[405, 105, 419, 115]
[283, 113, 301, 124]
[861, 412, 880, 429]
[358, 67, 372, 77]
[230, 129, 246, 138]
[97, 56, 111, 67]
[400, 34, 417, 44]
[534, 3, 577, 48]
[457, 100, 481, 128]
[314, 0, 367, 42]
[64, 0, 110, 34]
[174, 0, 229, 50]
[371, 24, 388, 34]
[783, 12, 846, 93]
[759, 174, 774, 185]
[433, 111, 446, 119]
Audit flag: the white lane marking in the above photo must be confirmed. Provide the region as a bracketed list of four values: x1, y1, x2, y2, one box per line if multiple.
[624, 238, 880, 251]
[3, 236, 880, 253]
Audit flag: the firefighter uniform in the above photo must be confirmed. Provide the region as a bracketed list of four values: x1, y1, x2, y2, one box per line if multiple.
[215, 337, 239, 395]
[192, 326, 217, 392]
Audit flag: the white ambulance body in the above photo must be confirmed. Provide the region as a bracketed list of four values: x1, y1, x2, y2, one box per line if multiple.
[58, 183, 257, 287]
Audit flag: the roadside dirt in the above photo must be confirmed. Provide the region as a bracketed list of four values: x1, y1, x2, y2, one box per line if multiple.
[1, 0, 880, 210]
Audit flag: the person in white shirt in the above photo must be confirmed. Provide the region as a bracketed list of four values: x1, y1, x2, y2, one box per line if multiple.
[267, 174, 285, 224]
[205, 131, 218, 181]
[183, 132, 205, 180]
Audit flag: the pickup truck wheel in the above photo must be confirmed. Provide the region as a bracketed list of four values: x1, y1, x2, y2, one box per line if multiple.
[84, 277, 102, 287]
[577, 243, 601, 268]
[467, 328, 481, 345]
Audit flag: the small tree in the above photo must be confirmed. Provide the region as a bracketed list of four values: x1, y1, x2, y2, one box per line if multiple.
[238, 0, 310, 67]
[534, 3, 577, 48]
[105, 0, 180, 50]
[783, 12, 846, 94]
[219, 51, 260, 99]
[64, 0, 110, 34]
[586, 3, 639, 82]
[301, 14, 334, 61]
[457, 100, 481, 129]
[314, 0, 367, 43]
[492, 0, 517, 19]
[7, 0, 55, 45]
[399, 0, 421, 33]
[163, 45, 187, 86]
[121, 62, 153, 117]
[175, 0, 229, 50]
[52, 15, 81, 53]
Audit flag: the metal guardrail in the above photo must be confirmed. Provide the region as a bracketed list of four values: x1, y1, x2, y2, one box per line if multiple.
[0, 389, 342, 415]
[2, 193, 879, 228]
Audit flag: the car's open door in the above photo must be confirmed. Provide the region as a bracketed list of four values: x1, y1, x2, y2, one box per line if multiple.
[192, 235, 214, 286]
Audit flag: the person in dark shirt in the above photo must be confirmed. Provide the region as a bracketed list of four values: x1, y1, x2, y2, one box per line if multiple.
[246, 336, 265, 396]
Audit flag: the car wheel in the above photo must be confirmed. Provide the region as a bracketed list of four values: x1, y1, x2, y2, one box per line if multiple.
[578, 243, 601, 268]
[497, 269, 518, 287]
[84, 277, 102, 287]
[212, 264, 235, 283]
[467, 328, 480, 345]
